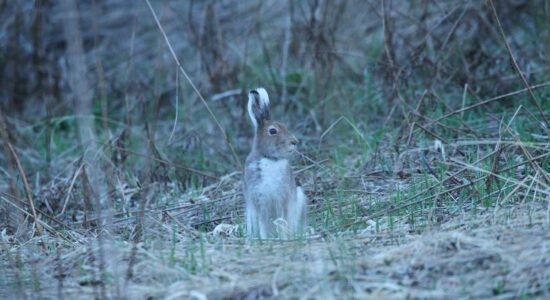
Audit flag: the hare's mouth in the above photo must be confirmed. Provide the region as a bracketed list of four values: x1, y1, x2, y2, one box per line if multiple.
[287, 145, 298, 154]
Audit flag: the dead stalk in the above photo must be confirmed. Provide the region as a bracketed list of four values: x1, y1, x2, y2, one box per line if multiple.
[488, 0, 550, 129]
[428, 82, 550, 126]
[57, 163, 84, 218]
[144, 0, 242, 170]
[7, 143, 42, 236]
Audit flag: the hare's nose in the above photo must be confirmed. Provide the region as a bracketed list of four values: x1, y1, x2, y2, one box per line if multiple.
[290, 138, 299, 145]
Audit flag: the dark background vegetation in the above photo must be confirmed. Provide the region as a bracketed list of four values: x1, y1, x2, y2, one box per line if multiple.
[1, 0, 549, 298]
[1, 1, 548, 174]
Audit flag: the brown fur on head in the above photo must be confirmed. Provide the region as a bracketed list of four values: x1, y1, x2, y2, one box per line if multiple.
[248, 88, 299, 160]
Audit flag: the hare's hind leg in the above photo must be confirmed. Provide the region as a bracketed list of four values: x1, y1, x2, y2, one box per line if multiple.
[288, 186, 307, 237]
[247, 198, 274, 239]
[258, 219, 269, 239]
[246, 200, 259, 238]
[296, 186, 307, 236]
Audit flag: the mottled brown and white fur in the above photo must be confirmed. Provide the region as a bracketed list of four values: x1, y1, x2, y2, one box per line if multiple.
[244, 88, 307, 239]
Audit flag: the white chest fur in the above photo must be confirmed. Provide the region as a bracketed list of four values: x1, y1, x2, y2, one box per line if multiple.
[245, 157, 306, 239]
[256, 158, 289, 195]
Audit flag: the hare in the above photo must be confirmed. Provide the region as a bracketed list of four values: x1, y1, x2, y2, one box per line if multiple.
[244, 88, 307, 239]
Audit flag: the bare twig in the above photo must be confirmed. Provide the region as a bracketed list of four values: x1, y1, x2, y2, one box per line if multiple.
[319, 116, 365, 149]
[57, 163, 84, 218]
[0, 192, 64, 226]
[503, 125, 550, 185]
[428, 82, 550, 126]
[210, 89, 242, 102]
[0, 196, 72, 241]
[168, 69, 179, 144]
[488, 0, 550, 129]
[414, 123, 466, 156]
[113, 146, 217, 179]
[144, 0, 242, 169]
[296, 158, 330, 174]
[7, 143, 42, 235]
[448, 158, 549, 196]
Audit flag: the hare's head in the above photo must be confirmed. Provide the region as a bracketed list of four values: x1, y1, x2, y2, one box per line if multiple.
[248, 88, 299, 160]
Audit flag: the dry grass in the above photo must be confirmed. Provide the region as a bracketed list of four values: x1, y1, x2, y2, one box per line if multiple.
[1, 204, 548, 299]
[1, 135, 549, 298]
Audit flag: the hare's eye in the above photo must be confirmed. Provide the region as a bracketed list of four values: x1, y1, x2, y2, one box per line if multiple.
[268, 127, 278, 135]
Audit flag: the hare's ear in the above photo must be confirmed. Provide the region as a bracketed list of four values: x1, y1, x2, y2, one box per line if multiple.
[248, 88, 270, 129]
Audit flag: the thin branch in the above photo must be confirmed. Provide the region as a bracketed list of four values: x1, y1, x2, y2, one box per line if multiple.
[7, 143, 42, 235]
[144, 0, 242, 169]
[113, 145, 218, 179]
[488, 0, 550, 129]
[57, 162, 84, 218]
[168, 68, 179, 144]
[428, 82, 550, 126]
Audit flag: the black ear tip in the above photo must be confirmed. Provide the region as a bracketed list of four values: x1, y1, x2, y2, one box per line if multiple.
[249, 90, 259, 95]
